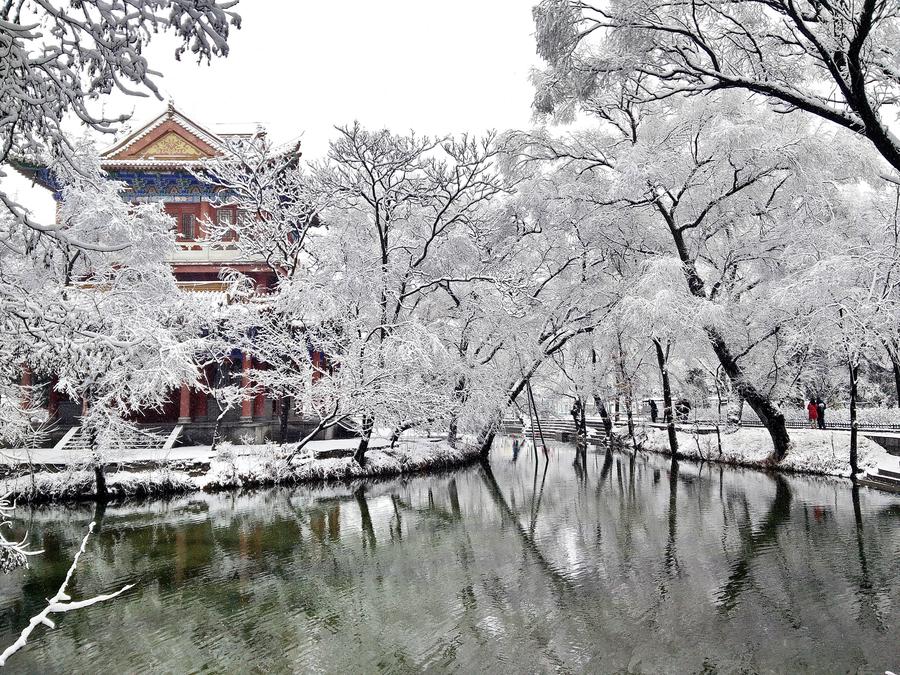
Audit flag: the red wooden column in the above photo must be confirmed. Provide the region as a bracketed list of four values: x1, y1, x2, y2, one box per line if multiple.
[47, 378, 60, 420]
[252, 362, 267, 418]
[19, 367, 32, 409]
[240, 352, 253, 420]
[253, 392, 267, 418]
[198, 200, 213, 240]
[193, 387, 208, 421]
[178, 383, 192, 424]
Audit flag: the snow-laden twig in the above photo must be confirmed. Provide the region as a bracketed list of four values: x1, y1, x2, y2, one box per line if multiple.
[0, 494, 42, 573]
[0, 521, 134, 667]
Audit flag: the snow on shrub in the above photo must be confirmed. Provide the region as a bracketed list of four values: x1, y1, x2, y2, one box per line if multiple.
[0, 468, 195, 504]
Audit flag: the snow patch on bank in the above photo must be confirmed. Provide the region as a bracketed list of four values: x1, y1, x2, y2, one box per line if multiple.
[0, 468, 195, 503]
[642, 427, 890, 477]
[0, 439, 480, 503]
[199, 439, 479, 490]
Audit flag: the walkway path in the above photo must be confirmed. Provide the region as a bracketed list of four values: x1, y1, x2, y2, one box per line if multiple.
[0, 438, 388, 467]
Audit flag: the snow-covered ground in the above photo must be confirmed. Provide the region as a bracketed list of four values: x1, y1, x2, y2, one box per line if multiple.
[642, 427, 894, 478]
[0, 438, 480, 503]
[3, 427, 892, 503]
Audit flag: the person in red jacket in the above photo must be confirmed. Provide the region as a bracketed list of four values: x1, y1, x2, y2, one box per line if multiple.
[807, 399, 818, 428]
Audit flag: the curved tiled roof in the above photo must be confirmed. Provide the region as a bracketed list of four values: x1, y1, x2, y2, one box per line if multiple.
[102, 102, 225, 160]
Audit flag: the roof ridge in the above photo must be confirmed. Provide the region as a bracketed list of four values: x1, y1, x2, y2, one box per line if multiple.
[102, 104, 225, 158]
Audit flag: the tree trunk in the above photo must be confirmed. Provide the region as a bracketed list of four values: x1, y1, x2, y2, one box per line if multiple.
[390, 421, 415, 448]
[447, 416, 459, 448]
[653, 338, 679, 458]
[476, 367, 546, 461]
[886, 343, 900, 409]
[447, 376, 467, 448]
[849, 359, 859, 477]
[210, 409, 226, 454]
[526, 379, 548, 454]
[593, 394, 613, 440]
[624, 397, 636, 446]
[210, 424, 221, 453]
[616, 336, 636, 447]
[94, 465, 108, 502]
[892, 357, 900, 410]
[86, 417, 107, 502]
[570, 396, 587, 453]
[705, 327, 790, 461]
[354, 414, 374, 465]
[661, 208, 790, 460]
[590, 349, 613, 441]
[279, 395, 291, 443]
[478, 427, 497, 459]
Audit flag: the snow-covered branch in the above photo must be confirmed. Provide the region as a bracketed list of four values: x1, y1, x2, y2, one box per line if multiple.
[0, 521, 134, 667]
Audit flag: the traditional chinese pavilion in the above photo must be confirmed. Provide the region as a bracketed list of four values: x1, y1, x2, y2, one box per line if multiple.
[19, 104, 321, 446]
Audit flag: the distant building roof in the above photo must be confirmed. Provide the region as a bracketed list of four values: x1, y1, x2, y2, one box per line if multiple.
[101, 102, 226, 162]
[13, 104, 300, 192]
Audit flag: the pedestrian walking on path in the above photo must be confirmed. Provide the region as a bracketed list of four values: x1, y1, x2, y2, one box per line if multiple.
[816, 398, 827, 429]
[807, 399, 818, 429]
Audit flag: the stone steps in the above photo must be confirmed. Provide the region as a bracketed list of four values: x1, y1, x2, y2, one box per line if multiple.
[877, 466, 900, 480]
[54, 425, 182, 455]
[860, 461, 900, 493]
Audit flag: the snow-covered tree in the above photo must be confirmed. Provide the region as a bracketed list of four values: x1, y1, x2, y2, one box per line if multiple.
[1, 143, 203, 496]
[1, 0, 240, 242]
[508, 94, 866, 460]
[199, 125, 513, 462]
[616, 257, 707, 455]
[195, 134, 314, 280]
[0, 0, 240, 461]
[780, 183, 900, 473]
[533, 0, 900, 174]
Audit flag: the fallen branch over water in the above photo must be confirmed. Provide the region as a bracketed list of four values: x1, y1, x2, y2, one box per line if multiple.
[0, 522, 134, 666]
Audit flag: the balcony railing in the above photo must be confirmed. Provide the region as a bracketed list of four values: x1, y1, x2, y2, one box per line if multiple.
[168, 241, 264, 264]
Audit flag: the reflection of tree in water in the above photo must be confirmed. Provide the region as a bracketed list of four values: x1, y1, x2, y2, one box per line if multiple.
[354, 487, 376, 551]
[479, 461, 573, 591]
[529, 456, 550, 535]
[1, 451, 899, 673]
[598, 448, 613, 486]
[663, 460, 681, 580]
[716, 473, 792, 612]
[850, 484, 887, 633]
[613, 453, 657, 572]
[478, 459, 633, 670]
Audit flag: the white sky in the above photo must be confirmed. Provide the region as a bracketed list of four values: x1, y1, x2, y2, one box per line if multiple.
[4, 1, 541, 220]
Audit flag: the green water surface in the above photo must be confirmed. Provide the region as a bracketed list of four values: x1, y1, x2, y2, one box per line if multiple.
[0, 442, 897, 673]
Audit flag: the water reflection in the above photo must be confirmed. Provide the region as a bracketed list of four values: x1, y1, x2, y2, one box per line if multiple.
[716, 473, 792, 612]
[0, 443, 897, 673]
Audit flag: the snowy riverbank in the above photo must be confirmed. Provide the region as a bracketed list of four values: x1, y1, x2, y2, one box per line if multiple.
[0, 439, 482, 503]
[640, 426, 892, 478]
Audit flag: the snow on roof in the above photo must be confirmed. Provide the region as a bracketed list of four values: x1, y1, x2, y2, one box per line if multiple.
[102, 102, 225, 159]
[213, 122, 264, 139]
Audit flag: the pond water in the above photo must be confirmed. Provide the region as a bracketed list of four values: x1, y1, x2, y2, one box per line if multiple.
[0, 442, 897, 673]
